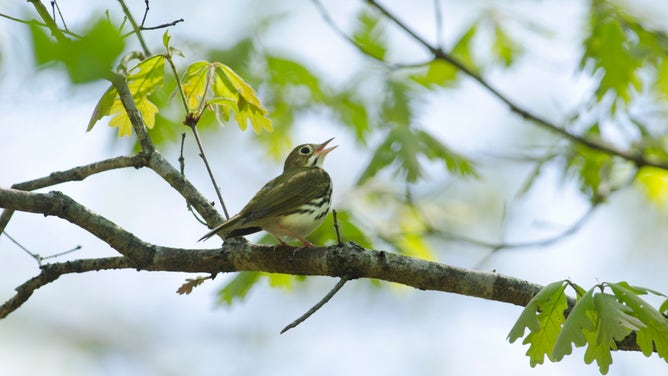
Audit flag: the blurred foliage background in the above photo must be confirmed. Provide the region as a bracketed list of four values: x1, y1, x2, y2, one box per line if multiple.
[2, 0, 668, 374]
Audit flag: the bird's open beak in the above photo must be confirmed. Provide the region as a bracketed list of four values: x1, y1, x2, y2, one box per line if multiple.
[314, 137, 337, 157]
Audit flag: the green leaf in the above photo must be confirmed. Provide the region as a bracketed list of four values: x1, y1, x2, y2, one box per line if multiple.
[582, 292, 643, 374]
[352, 8, 387, 61]
[358, 128, 476, 185]
[217, 272, 261, 306]
[608, 282, 668, 361]
[30, 17, 125, 83]
[411, 60, 458, 88]
[564, 134, 613, 202]
[416, 129, 477, 177]
[264, 272, 294, 289]
[492, 25, 522, 67]
[89, 55, 165, 136]
[381, 79, 412, 126]
[331, 90, 371, 143]
[581, 3, 642, 104]
[214, 62, 272, 133]
[179, 61, 272, 133]
[451, 22, 478, 70]
[181, 61, 211, 109]
[87, 86, 117, 131]
[553, 287, 596, 361]
[507, 280, 569, 367]
[266, 55, 325, 103]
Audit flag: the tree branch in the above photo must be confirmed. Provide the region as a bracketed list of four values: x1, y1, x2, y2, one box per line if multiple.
[363, 0, 668, 171]
[0, 155, 149, 234]
[0, 186, 643, 351]
[0, 188, 155, 266]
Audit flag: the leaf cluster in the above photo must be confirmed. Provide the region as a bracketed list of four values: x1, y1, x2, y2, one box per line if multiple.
[508, 280, 668, 374]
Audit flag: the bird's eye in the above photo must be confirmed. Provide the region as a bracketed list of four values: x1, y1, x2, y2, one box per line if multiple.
[300, 146, 311, 154]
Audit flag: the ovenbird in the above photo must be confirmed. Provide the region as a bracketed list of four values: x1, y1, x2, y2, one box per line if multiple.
[199, 138, 337, 246]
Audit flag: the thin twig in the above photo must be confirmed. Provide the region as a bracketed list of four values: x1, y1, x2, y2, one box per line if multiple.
[141, 19, 184, 31]
[50, 0, 68, 31]
[116, 0, 151, 56]
[433, 0, 445, 49]
[140, 0, 150, 27]
[26, 0, 68, 43]
[360, 0, 668, 171]
[281, 211, 346, 334]
[3, 232, 82, 266]
[185, 120, 230, 220]
[2, 232, 37, 260]
[310, 0, 385, 64]
[280, 276, 349, 334]
[431, 205, 597, 253]
[165, 54, 190, 114]
[332, 209, 342, 244]
[179, 133, 187, 175]
[178, 132, 208, 225]
[0, 154, 147, 234]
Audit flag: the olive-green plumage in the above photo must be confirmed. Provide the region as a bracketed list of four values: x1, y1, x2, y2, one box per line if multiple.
[199, 138, 336, 246]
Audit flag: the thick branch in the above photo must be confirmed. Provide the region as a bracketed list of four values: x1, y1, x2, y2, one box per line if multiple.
[0, 188, 155, 266]
[0, 186, 642, 351]
[0, 155, 149, 234]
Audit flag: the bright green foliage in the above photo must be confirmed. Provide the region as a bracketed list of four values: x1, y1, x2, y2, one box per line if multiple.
[579, 0, 668, 107]
[412, 23, 477, 88]
[609, 283, 668, 361]
[30, 18, 125, 83]
[586, 293, 643, 374]
[218, 272, 262, 306]
[553, 288, 596, 361]
[492, 25, 522, 67]
[358, 126, 476, 185]
[511, 280, 668, 374]
[411, 59, 458, 88]
[581, 1, 641, 103]
[564, 125, 614, 202]
[507, 280, 569, 366]
[181, 61, 272, 134]
[451, 23, 479, 71]
[88, 55, 165, 137]
[307, 210, 373, 248]
[352, 8, 387, 61]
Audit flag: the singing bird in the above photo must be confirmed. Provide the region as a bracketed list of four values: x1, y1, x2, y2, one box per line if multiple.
[199, 138, 337, 246]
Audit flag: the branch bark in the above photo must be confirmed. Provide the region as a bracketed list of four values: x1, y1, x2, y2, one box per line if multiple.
[0, 187, 643, 352]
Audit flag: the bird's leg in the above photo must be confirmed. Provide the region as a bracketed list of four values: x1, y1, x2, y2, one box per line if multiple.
[276, 225, 314, 247]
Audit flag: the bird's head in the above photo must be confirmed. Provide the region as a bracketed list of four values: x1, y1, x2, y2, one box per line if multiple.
[283, 138, 337, 171]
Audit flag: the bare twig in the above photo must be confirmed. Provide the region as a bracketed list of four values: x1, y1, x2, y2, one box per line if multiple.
[140, 0, 150, 27]
[280, 276, 349, 334]
[310, 0, 385, 64]
[359, 0, 668, 171]
[178, 132, 208, 225]
[0, 154, 148, 234]
[431, 205, 597, 254]
[27, 0, 68, 43]
[281, 210, 347, 334]
[178, 133, 187, 175]
[116, 0, 151, 56]
[332, 209, 342, 244]
[50, 0, 68, 31]
[184, 118, 230, 220]
[141, 18, 184, 31]
[3, 231, 81, 266]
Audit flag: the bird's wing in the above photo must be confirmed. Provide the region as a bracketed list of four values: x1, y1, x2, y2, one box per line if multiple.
[237, 167, 331, 225]
[198, 167, 331, 241]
